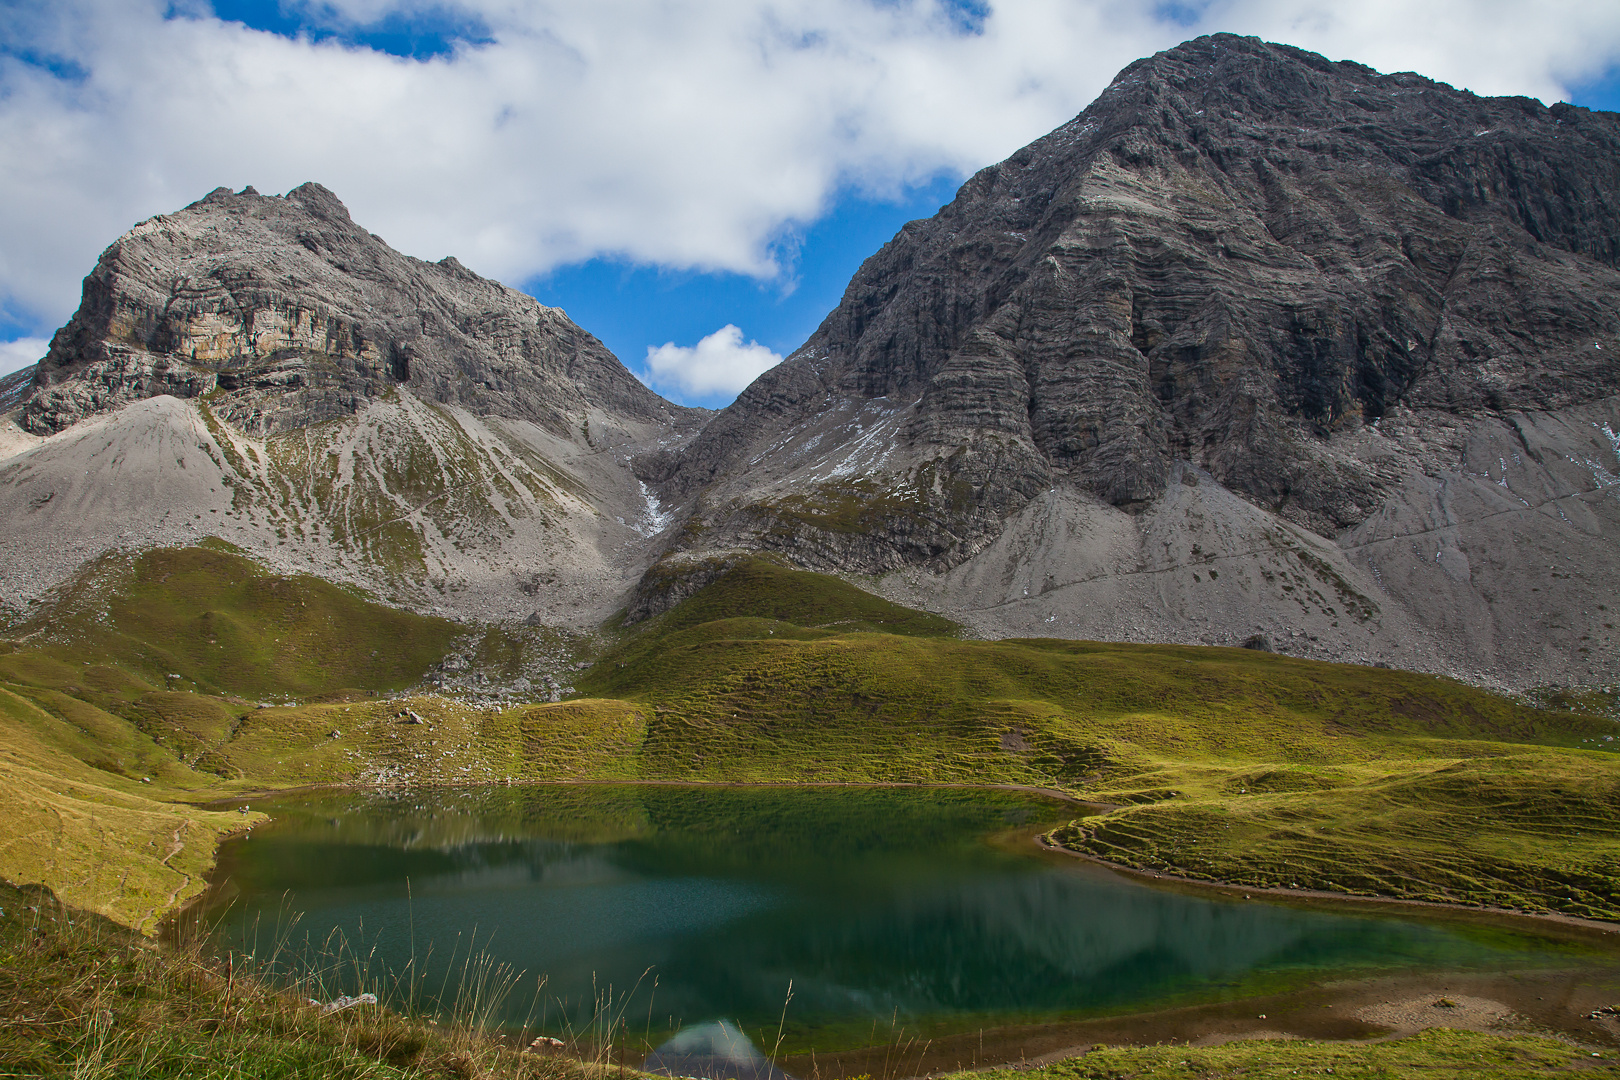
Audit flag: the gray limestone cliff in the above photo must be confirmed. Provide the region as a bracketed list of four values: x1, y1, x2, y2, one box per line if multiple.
[656, 34, 1620, 557]
[21, 183, 693, 437]
[1, 184, 707, 641]
[636, 35, 1620, 691]
[5, 40, 1619, 691]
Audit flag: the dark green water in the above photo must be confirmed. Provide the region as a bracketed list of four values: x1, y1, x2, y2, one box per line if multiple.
[204, 785, 1573, 1050]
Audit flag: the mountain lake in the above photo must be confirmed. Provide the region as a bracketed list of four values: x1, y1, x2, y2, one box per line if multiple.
[199, 784, 1620, 1072]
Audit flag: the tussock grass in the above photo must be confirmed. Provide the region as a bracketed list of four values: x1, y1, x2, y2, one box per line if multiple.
[0, 879, 602, 1080]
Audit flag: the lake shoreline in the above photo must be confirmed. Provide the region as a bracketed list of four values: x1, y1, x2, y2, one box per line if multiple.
[181, 778, 1620, 1069]
[196, 775, 1110, 811]
[1031, 835, 1620, 936]
[196, 775, 1616, 935]
[779, 967, 1620, 1077]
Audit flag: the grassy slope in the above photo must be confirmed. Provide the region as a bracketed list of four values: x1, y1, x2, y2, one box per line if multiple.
[577, 559, 1620, 919]
[19, 541, 464, 699]
[0, 543, 464, 928]
[3, 549, 1620, 1076]
[0, 880, 595, 1080]
[4, 549, 1620, 928]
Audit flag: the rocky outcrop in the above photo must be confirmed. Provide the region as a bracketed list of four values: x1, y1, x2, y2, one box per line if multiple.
[0, 366, 33, 415]
[6, 41, 1618, 691]
[22, 183, 698, 437]
[659, 34, 1620, 555]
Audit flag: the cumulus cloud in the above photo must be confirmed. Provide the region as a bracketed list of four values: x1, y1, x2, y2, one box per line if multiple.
[643, 326, 784, 399]
[0, 0, 1618, 339]
[0, 338, 48, 378]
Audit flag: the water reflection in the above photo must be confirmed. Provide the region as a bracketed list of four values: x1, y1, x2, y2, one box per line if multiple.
[643, 1021, 794, 1080]
[206, 785, 1553, 1041]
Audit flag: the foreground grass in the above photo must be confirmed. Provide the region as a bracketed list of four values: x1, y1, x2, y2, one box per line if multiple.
[0, 880, 598, 1080]
[948, 1030, 1619, 1079]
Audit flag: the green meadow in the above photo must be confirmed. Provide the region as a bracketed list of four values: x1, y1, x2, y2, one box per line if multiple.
[1, 544, 1618, 1076]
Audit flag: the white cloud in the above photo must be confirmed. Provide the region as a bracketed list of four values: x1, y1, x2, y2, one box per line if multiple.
[0, 0, 1618, 339]
[644, 326, 783, 398]
[0, 338, 48, 378]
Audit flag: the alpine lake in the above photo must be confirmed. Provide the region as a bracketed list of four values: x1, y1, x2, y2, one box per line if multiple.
[199, 784, 1620, 1075]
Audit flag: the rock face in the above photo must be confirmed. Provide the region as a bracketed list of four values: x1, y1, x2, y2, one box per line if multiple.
[658, 34, 1619, 548]
[2, 184, 705, 631]
[644, 34, 1620, 689]
[22, 183, 686, 437]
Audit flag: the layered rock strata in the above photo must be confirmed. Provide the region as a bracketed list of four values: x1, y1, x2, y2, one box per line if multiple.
[22, 183, 689, 437]
[2, 184, 704, 631]
[654, 33, 1620, 554]
[640, 34, 1620, 689]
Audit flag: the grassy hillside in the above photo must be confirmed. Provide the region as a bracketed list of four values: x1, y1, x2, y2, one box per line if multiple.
[577, 558, 1620, 919]
[2, 549, 1619, 928]
[2, 548, 1620, 1075]
[12, 541, 463, 699]
[0, 543, 471, 927]
[0, 879, 596, 1080]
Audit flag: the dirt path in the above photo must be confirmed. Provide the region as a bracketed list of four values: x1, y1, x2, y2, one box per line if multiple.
[158, 821, 192, 916]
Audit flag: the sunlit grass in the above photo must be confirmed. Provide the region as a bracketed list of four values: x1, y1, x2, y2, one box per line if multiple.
[950, 1029, 1614, 1080]
[2, 550, 1618, 927]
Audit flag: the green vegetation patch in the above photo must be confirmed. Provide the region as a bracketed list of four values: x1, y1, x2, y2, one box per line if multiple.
[637, 556, 959, 639]
[1051, 749, 1620, 919]
[0, 685, 256, 932]
[0, 543, 475, 924]
[759, 477, 937, 538]
[5, 547, 1620, 930]
[12, 544, 462, 700]
[576, 563, 1620, 918]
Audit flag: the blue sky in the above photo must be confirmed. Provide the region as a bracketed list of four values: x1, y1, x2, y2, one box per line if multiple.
[3, 1, 1620, 407]
[526, 177, 966, 409]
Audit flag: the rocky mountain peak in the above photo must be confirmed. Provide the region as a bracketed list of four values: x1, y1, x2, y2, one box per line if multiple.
[21, 182, 697, 437]
[661, 34, 1619, 544]
[626, 37, 1620, 691]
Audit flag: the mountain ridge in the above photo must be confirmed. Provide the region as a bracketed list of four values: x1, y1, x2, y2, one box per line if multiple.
[3, 35, 1618, 691]
[22, 181, 701, 437]
[0, 184, 703, 631]
[630, 33, 1620, 689]
[655, 32, 1620, 545]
